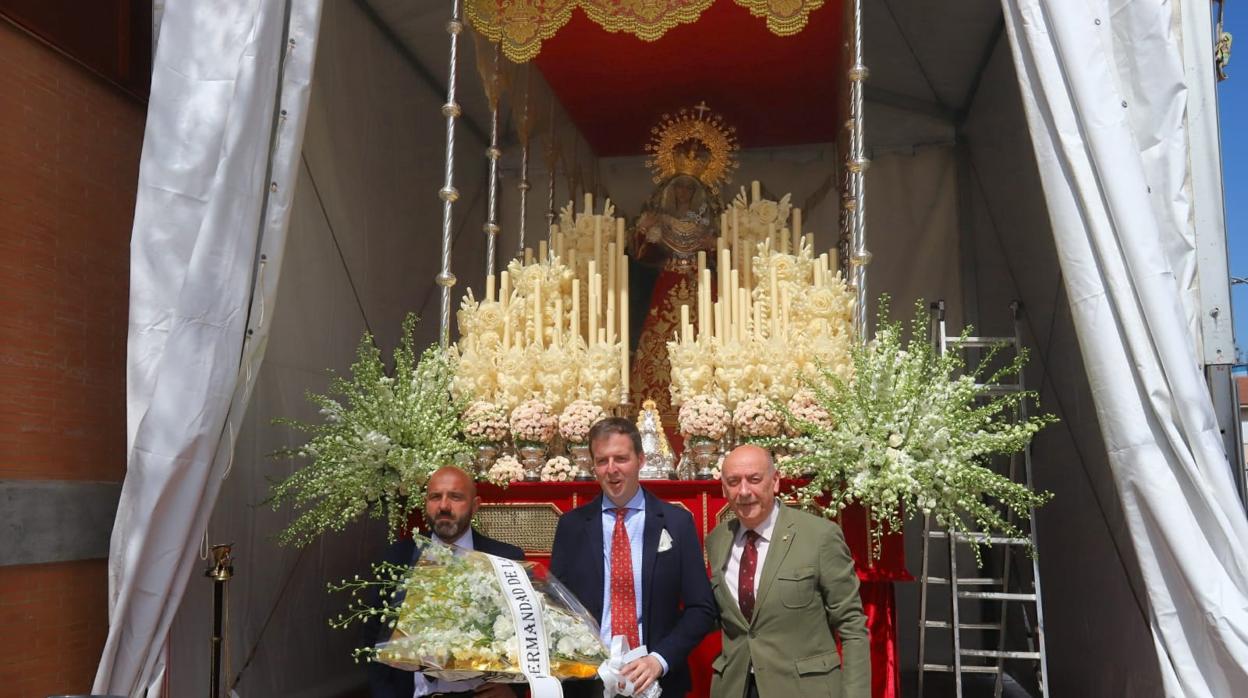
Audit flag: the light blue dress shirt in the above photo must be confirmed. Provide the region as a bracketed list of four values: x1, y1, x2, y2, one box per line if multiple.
[600, 488, 669, 674]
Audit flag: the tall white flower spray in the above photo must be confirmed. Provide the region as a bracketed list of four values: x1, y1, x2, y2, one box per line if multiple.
[776, 299, 1055, 558]
[268, 315, 471, 546]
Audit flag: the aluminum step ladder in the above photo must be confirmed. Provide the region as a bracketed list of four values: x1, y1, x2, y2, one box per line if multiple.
[917, 300, 1050, 698]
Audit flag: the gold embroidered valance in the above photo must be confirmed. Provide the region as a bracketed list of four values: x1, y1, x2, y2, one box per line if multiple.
[466, 0, 826, 63]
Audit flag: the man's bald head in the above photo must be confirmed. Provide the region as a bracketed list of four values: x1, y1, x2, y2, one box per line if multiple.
[721, 444, 780, 530]
[425, 466, 479, 542]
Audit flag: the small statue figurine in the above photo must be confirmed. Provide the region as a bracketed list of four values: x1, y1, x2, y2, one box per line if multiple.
[636, 399, 676, 479]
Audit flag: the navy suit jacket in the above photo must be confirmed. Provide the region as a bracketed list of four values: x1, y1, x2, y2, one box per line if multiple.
[549, 488, 716, 696]
[368, 529, 525, 698]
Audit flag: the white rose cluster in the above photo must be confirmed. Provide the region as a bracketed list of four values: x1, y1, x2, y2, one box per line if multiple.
[540, 455, 577, 482]
[678, 395, 730, 440]
[485, 454, 525, 486]
[786, 389, 832, 434]
[462, 401, 509, 443]
[509, 399, 557, 444]
[732, 396, 784, 438]
[558, 400, 605, 443]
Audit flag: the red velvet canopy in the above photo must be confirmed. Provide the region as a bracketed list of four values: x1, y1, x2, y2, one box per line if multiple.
[535, 1, 845, 157]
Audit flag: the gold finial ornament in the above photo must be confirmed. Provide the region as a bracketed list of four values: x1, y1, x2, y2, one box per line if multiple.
[645, 102, 739, 192]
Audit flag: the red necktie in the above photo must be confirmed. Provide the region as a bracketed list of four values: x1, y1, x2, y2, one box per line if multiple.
[738, 530, 760, 621]
[610, 508, 640, 649]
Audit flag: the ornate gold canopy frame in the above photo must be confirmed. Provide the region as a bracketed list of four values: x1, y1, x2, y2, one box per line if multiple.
[466, 0, 828, 63]
[432, 0, 870, 346]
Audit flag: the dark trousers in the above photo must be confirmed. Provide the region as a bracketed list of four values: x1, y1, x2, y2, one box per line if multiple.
[744, 672, 760, 698]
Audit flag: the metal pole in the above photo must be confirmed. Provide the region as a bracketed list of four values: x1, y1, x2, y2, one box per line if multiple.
[436, 0, 463, 348]
[516, 65, 532, 258]
[847, 0, 871, 339]
[205, 544, 233, 698]
[484, 42, 502, 279]
[546, 100, 557, 232]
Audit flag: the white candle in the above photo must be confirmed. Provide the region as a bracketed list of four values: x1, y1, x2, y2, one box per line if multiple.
[769, 264, 779, 337]
[793, 208, 802, 240]
[700, 269, 712, 341]
[729, 269, 739, 342]
[486, 274, 495, 304]
[571, 279, 581, 343]
[621, 340, 630, 400]
[594, 216, 603, 269]
[607, 242, 617, 308]
[751, 180, 761, 203]
[585, 192, 594, 216]
[621, 254, 630, 350]
[539, 240, 548, 263]
[681, 304, 691, 343]
[554, 296, 563, 346]
[616, 218, 626, 259]
[534, 281, 542, 348]
[525, 247, 533, 265]
[606, 288, 616, 345]
[731, 207, 740, 271]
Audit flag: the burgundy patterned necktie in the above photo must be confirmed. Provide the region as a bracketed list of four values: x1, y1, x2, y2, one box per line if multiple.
[738, 529, 761, 621]
[610, 508, 640, 648]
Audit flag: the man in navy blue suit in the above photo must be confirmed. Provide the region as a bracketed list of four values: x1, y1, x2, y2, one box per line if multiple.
[550, 417, 716, 697]
[369, 466, 525, 698]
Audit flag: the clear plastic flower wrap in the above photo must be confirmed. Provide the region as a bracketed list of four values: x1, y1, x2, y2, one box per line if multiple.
[332, 537, 608, 683]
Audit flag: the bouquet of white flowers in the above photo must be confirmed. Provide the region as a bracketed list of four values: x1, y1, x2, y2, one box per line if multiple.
[332, 539, 607, 685]
[541, 456, 577, 482]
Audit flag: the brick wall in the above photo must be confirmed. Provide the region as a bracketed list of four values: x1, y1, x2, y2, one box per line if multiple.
[0, 16, 143, 698]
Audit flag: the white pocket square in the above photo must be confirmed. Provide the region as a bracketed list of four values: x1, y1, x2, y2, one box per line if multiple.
[658, 528, 674, 552]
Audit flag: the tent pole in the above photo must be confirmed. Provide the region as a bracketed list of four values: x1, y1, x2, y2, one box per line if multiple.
[847, 0, 872, 339]
[436, 0, 464, 348]
[484, 41, 502, 278]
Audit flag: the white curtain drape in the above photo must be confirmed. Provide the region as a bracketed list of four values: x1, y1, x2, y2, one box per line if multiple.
[95, 1, 323, 695]
[1000, 1, 1248, 695]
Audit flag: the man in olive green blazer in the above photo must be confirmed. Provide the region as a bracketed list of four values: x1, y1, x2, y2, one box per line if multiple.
[705, 444, 870, 698]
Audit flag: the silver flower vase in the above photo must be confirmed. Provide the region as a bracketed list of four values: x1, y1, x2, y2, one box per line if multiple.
[473, 442, 501, 476]
[516, 441, 547, 481]
[567, 441, 594, 481]
[690, 436, 721, 480]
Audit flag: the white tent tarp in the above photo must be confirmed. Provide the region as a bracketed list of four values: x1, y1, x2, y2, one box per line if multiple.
[95, 0, 323, 694]
[1001, 0, 1248, 694]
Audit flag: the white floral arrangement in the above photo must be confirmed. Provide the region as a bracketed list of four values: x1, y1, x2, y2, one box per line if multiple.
[485, 455, 525, 486]
[269, 315, 470, 546]
[330, 540, 607, 680]
[461, 401, 509, 443]
[678, 395, 730, 441]
[732, 395, 784, 439]
[558, 400, 605, 444]
[540, 455, 577, 482]
[509, 399, 557, 444]
[777, 300, 1055, 557]
[786, 388, 832, 434]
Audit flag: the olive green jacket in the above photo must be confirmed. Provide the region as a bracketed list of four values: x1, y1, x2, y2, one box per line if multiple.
[705, 505, 870, 698]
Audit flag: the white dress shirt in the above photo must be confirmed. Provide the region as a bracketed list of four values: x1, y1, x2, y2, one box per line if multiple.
[723, 503, 780, 606]
[413, 529, 482, 698]
[600, 488, 669, 674]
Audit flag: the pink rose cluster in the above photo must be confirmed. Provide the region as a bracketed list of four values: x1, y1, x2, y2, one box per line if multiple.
[540, 455, 577, 482]
[733, 396, 784, 438]
[462, 401, 509, 443]
[510, 399, 557, 443]
[558, 400, 606, 443]
[785, 389, 832, 434]
[678, 395, 730, 441]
